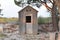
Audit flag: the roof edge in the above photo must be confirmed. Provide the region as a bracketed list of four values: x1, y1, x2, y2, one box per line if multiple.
[18, 5, 38, 13]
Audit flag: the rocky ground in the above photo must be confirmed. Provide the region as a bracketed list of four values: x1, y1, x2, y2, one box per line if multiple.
[0, 26, 50, 40]
[0, 32, 50, 40]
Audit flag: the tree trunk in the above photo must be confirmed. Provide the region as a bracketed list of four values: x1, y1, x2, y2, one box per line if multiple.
[51, 2, 58, 32]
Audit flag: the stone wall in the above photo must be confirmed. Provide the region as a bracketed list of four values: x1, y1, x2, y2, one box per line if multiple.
[38, 23, 57, 32]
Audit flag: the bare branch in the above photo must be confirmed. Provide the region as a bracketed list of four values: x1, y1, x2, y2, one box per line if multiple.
[43, 3, 52, 11]
[49, 0, 53, 4]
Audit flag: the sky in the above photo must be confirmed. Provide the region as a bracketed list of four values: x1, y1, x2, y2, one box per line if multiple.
[0, 0, 51, 18]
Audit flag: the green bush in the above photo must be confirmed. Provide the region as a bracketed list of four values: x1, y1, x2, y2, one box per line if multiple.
[38, 17, 52, 24]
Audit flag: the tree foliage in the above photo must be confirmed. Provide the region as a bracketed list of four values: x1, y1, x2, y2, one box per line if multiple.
[14, 0, 60, 13]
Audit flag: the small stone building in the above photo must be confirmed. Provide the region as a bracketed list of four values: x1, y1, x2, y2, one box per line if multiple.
[18, 6, 38, 34]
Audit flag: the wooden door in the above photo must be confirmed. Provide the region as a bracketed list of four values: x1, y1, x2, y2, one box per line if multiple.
[25, 16, 33, 34]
